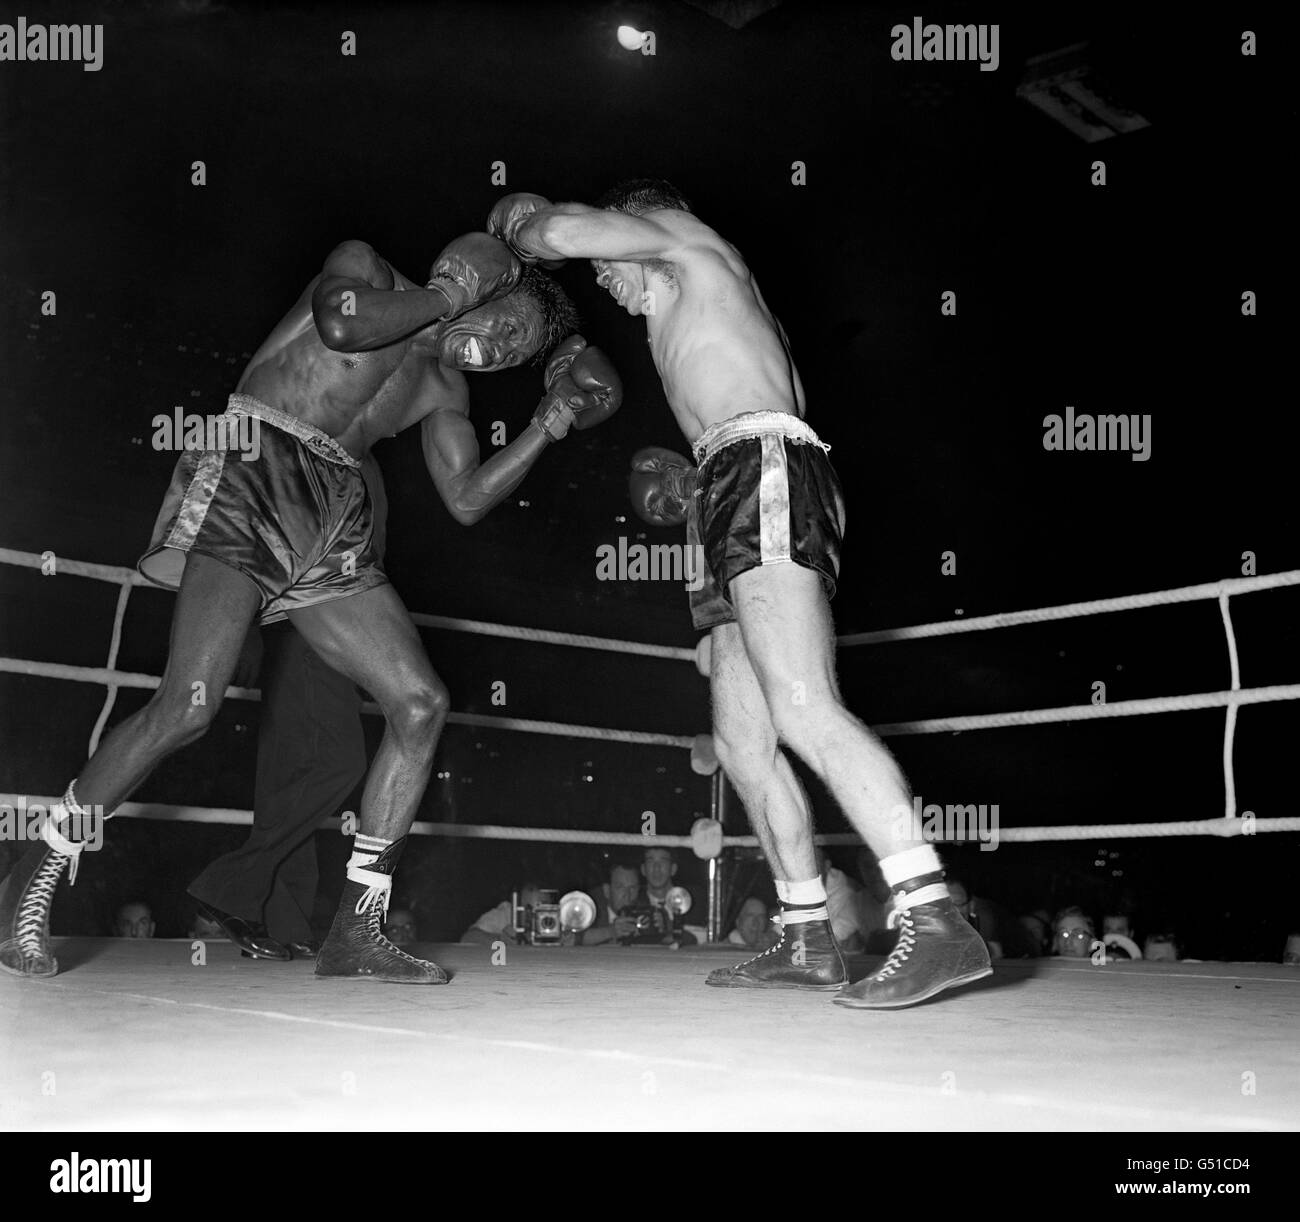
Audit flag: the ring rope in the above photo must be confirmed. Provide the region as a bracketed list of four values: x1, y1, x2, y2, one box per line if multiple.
[1218, 590, 1242, 820]
[3, 656, 1296, 745]
[870, 685, 1300, 737]
[5, 657, 1295, 744]
[410, 612, 694, 661]
[836, 570, 1300, 646]
[0, 548, 153, 587]
[8, 546, 1296, 661]
[87, 578, 135, 757]
[0, 547, 692, 662]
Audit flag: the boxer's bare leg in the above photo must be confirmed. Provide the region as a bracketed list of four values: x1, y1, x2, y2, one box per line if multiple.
[709, 622, 817, 882]
[728, 562, 914, 860]
[285, 585, 448, 841]
[73, 554, 262, 816]
[705, 613, 846, 990]
[726, 562, 990, 1007]
[1, 554, 260, 978]
[288, 586, 449, 983]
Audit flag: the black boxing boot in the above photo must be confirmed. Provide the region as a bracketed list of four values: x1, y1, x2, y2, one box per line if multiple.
[707, 909, 847, 990]
[0, 817, 86, 979]
[834, 871, 991, 1010]
[315, 838, 446, 984]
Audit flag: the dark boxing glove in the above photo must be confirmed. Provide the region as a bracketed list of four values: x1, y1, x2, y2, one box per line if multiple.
[426, 232, 521, 319]
[629, 446, 698, 527]
[487, 192, 565, 270]
[533, 336, 623, 441]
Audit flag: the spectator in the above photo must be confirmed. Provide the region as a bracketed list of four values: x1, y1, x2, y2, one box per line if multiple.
[1098, 913, 1141, 961]
[1019, 911, 1052, 956]
[462, 883, 540, 946]
[947, 879, 1039, 960]
[1283, 933, 1300, 966]
[1143, 931, 1180, 962]
[637, 847, 699, 944]
[1102, 933, 1142, 961]
[188, 908, 226, 941]
[640, 847, 684, 909]
[114, 901, 155, 939]
[385, 908, 417, 947]
[1103, 913, 1134, 940]
[582, 862, 643, 946]
[1052, 906, 1095, 959]
[728, 896, 780, 950]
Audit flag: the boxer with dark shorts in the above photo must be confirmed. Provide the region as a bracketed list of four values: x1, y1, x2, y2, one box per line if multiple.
[685, 410, 844, 633]
[1, 232, 623, 984]
[489, 181, 991, 1009]
[158, 417, 393, 961]
[139, 397, 389, 621]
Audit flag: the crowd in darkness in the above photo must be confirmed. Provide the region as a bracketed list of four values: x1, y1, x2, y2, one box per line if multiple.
[53, 838, 1300, 970]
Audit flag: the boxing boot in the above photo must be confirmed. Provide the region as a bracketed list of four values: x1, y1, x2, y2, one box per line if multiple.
[834, 871, 991, 1009]
[315, 838, 446, 984]
[706, 916, 847, 990]
[0, 820, 85, 978]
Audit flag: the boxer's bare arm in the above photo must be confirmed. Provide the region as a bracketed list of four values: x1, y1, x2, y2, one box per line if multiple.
[420, 397, 552, 526]
[312, 240, 458, 352]
[516, 203, 686, 263]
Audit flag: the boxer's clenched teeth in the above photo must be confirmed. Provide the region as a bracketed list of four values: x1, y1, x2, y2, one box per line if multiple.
[596, 262, 633, 311]
[460, 336, 485, 367]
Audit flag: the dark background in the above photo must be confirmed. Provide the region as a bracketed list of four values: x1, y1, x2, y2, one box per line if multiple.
[1, 1, 1294, 951]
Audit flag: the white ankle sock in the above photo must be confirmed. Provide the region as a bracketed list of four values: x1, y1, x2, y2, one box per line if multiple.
[776, 877, 826, 905]
[880, 845, 945, 889]
[348, 832, 393, 872]
[775, 877, 829, 924]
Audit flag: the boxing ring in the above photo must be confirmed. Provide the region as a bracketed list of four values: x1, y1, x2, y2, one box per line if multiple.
[2, 546, 1299, 1130]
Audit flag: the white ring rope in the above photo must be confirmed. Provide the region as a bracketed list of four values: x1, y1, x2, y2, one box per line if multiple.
[410, 612, 694, 661]
[0, 547, 692, 663]
[1218, 591, 1241, 820]
[4, 658, 1295, 745]
[0, 548, 153, 587]
[87, 578, 135, 758]
[870, 685, 1300, 736]
[836, 569, 1300, 646]
[9, 546, 1295, 658]
[3, 546, 1298, 840]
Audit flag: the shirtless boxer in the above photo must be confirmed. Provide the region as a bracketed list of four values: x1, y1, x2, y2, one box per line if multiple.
[485, 182, 989, 1009]
[0, 232, 621, 984]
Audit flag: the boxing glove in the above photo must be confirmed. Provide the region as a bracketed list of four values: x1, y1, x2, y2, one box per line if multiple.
[533, 336, 623, 441]
[487, 192, 565, 270]
[629, 446, 697, 527]
[426, 232, 521, 319]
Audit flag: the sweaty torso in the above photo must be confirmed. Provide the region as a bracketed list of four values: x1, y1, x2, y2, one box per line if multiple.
[643, 228, 805, 445]
[235, 272, 464, 459]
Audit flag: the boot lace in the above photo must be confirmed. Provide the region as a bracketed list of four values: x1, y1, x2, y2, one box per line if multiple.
[734, 918, 795, 970]
[15, 853, 70, 954]
[355, 883, 437, 971]
[872, 908, 917, 979]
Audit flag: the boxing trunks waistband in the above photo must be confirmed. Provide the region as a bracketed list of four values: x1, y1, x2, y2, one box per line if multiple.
[692, 410, 831, 469]
[226, 394, 360, 468]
